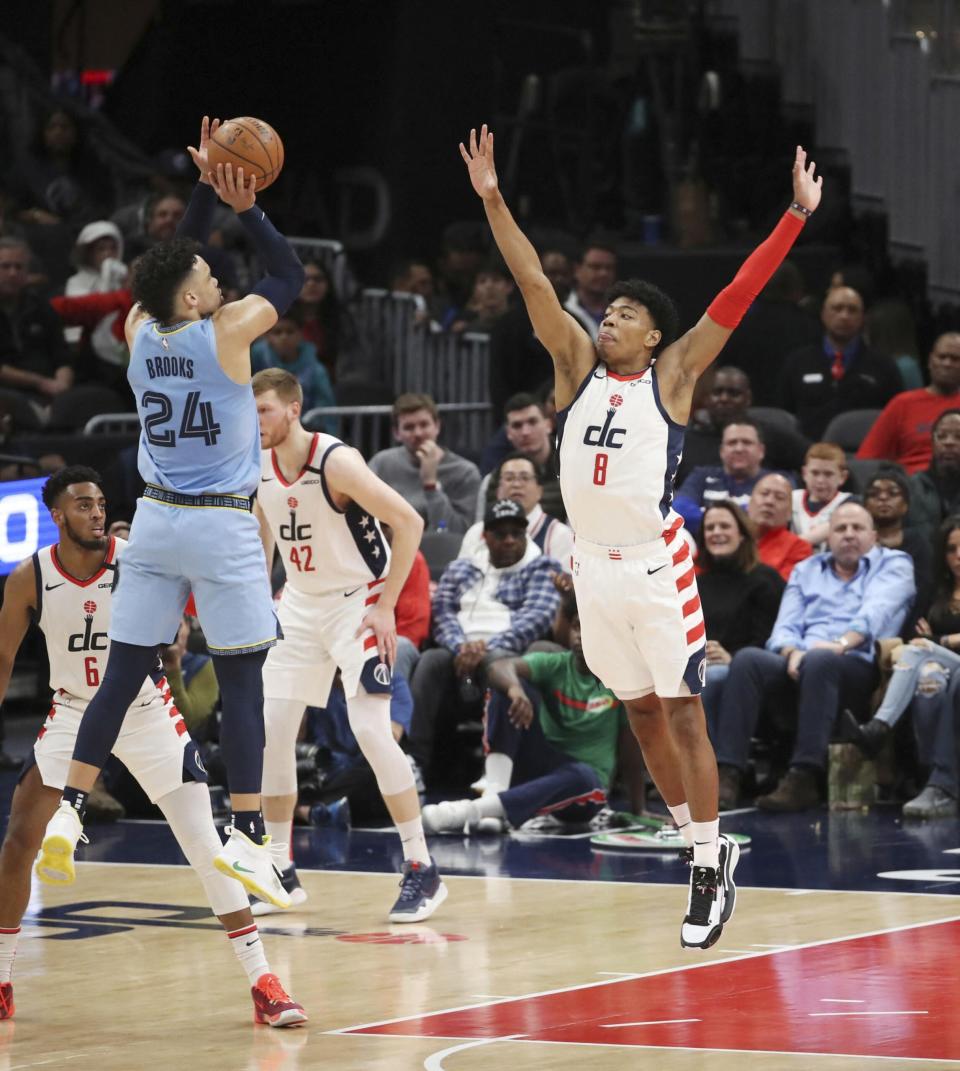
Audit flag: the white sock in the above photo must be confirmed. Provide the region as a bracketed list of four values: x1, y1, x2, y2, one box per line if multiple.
[483, 753, 513, 793]
[0, 927, 20, 984]
[227, 923, 271, 985]
[396, 816, 431, 865]
[691, 818, 720, 869]
[475, 794, 506, 820]
[264, 820, 293, 872]
[667, 802, 694, 846]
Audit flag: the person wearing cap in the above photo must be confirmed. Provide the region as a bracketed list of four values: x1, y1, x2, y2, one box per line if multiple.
[408, 499, 562, 783]
[63, 220, 128, 368]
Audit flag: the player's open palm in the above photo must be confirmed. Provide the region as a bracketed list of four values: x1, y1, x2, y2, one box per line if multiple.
[792, 145, 823, 213]
[459, 125, 499, 201]
[187, 115, 221, 184]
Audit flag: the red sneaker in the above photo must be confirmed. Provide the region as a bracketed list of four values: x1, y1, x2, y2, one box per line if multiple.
[0, 982, 13, 1020]
[251, 973, 307, 1028]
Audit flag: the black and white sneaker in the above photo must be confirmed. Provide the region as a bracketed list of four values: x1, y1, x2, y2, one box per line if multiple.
[679, 834, 741, 948]
[718, 833, 740, 925]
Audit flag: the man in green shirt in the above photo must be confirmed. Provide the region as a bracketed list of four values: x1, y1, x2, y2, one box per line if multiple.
[422, 594, 632, 833]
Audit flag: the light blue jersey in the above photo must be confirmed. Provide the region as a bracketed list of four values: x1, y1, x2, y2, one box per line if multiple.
[129, 317, 260, 495]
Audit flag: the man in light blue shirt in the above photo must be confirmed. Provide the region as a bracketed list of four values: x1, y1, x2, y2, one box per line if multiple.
[712, 502, 916, 812]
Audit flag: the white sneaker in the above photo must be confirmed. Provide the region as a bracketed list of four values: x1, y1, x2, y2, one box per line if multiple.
[250, 865, 308, 916]
[422, 799, 474, 834]
[35, 801, 88, 885]
[214, 827, 291, 909]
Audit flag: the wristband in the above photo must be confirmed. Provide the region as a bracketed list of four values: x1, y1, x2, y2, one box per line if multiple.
[789, 201, 813, 218]
[422, 481, 440, 492]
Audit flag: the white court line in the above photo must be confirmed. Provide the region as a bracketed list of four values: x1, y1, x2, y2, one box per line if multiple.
[601, 1019, 701, 1028]
[810, 1011, 928, 1017]
[423, 1034, 523, 1070]
[328, 911, 960, 1036]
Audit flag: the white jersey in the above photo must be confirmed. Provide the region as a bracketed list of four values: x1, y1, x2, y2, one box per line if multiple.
[558, 362, 685, 546]
[32, 537, 155, 704]
[791, 489, 852, 543]
[258, 432, 391, 595]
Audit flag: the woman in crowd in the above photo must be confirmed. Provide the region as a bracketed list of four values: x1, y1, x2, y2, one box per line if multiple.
[695, 500, 786, 741]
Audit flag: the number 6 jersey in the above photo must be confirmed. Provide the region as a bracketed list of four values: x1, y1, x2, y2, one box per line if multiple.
[258, 433, 391, 595]
[32, 537, 155, 703]
[556, 361, 685, 546]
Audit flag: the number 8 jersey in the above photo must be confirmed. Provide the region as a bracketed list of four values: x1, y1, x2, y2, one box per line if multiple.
[258, 432, 391, 595]
[557, 361, 685, 546]
[129, 317, 261, 496]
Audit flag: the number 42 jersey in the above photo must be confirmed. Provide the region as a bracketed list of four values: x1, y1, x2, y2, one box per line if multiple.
[129, 317, 261, 496]
[258, 433, 391, 596]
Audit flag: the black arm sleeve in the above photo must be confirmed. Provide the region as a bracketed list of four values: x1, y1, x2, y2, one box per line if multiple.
[237, 206, 306, 315]
[175, 182, 218, 244]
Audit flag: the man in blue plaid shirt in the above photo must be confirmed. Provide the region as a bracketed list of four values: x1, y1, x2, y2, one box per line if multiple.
[408, 499, 561, 781]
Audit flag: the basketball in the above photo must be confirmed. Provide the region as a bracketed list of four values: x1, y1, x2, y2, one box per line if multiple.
[206, 116, 285, 191]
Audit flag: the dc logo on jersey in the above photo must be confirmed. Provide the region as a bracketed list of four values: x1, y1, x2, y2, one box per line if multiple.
[68, 607, 108, 653]
[287, 496, 298, 509]
[609, 393, 623, 408]
[83, 600, 97, 615]
[584, 408, 627, 449]
[373, 662, 392, 687]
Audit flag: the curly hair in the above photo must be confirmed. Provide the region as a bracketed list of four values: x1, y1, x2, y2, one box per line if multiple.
[130, 237, 200, 324]
[42, 465, 102, 510]
[604, 279, 679, 355]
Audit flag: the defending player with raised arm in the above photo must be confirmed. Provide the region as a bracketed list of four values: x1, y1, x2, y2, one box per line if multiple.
[462, 125, 821, 950]
[251, 369, 447, 922]
[36, 117, 306, 912]
[0, 467, 305, 1026]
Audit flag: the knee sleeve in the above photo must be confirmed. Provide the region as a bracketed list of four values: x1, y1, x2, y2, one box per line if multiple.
[213, 649, 267, 795]
[347, 689, 415, 798]
[261, 698, 305, 797]
[917, 661, 949, 697]
[156, 782, 247, 917]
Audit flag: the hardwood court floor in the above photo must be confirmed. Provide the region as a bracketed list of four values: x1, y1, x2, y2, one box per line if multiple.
[6, 862, 960, 1070]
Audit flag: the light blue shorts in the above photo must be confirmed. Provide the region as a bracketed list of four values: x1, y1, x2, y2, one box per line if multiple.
[109, 497, 279, 656]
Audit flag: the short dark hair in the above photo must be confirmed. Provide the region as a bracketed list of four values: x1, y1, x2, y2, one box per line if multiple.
[131, 237, 201, 324]
[864, 465, 911, 506]
[932, 408, 960, 436]
[604, 279, 679, 355]
[559, 588, 578, 621]
[721, 416, 766, 445]
[504, 392, 545, 419]
[42, 465, 103, 510]
[493, 451, 543, 486]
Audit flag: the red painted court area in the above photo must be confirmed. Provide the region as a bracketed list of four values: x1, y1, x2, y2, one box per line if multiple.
[349, 918, 960, 1062]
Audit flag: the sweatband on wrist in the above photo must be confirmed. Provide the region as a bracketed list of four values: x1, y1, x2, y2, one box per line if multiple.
[238, 206, 306, 316]
[175, 182, 218, 243]
[706, 210, 806, 329]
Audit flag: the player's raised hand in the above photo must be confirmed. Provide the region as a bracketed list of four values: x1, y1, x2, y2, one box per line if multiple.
[208, 162, 257, 213]
[459, 125, 499, 201]
[792, 145, 822, 214]
[186, 116, 221, 185]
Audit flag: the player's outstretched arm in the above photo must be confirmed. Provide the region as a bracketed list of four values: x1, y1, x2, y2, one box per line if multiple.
[0, 561, 37, 704]
[460, 125, 594, 403]
[177, 116, 221, 242]
[327, 447, 425, 666]
[661, 146, 822, 382]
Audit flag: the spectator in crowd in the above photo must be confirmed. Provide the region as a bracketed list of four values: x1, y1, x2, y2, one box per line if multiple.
[717, 260, 820, 407]
[369, 392, 480, 534]
[563, 239, 618, 341]
[382, 521, 431, 684]
[864, 297, 925, 390]
[9, 107, 107, 229]
[857, 332, 960, 474]
[488, 243, 574, 417]
[460, 453, 573, 566]
[907, 409, 960, 538]
[791, 442, 852, 549]
[296, 258, 359, 382]
[251, 302, 336, 428]
[49, 286, 133, 403]
[747, 473, 813, 580]
[713, 502, 915, 811]
[408, 499, 561, 780]
[863, 467, 932, 630]
[124, 192, 186, 258]
[843, 515, 960, 818]
[780, 286, 903, 440]
[390, 257, 440, 323]
[0, 236, 75, 428]
[695, 501, 785, 741]
[63, 221, 129, 375]
[0, 395, 66, 481]
[421, 591, 638, 834]
[477, 393, 565, 521]
[674, 419, 773, 531]
[677, 366, 808, 485]
[436, 220, 487, 326]
[449, 258, 514, 334]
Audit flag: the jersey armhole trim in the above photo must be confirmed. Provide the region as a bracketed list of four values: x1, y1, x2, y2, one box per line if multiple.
[650, 364, 688, 431]
[318, 441, 347, 514]
[555, 360, 600, 418]
[32, 552, 42, 621]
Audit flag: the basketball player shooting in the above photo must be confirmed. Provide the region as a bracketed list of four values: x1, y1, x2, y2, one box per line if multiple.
[461, 126, 821, 949]
[36, 116, 306, 910]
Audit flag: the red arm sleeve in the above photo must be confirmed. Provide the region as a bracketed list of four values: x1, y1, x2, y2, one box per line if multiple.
[50, 289, 132, 330]
[706, 212, 806, 329]
[394, 551, 431, 649]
